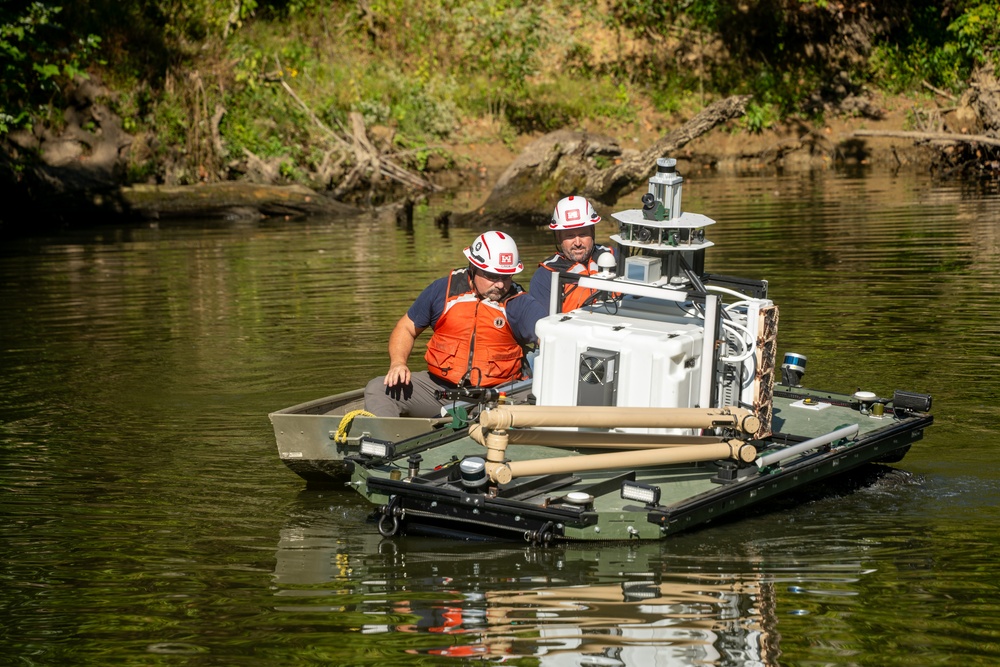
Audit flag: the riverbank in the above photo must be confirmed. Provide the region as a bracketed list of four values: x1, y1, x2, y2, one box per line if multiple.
[0, 87, 969, 238]
[440, 90, 950, 190]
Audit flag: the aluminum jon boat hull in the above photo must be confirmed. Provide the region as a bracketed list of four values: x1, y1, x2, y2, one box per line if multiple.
[269, 388, 460, 484]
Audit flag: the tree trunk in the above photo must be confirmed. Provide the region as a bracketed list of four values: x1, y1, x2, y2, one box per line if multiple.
[452, 95, 751, 227]
[118, 182, 364, 220]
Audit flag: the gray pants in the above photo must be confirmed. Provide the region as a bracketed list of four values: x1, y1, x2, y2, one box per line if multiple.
[364, 371, 455, 418]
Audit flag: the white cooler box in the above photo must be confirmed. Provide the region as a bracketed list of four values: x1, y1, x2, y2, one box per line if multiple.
[532, 308, 705, 432]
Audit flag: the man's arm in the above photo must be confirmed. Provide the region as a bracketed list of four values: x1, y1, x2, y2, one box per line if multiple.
[384, 314, 426, 388]
[508, 292, 548, 345]
[528, 266, 553, 315]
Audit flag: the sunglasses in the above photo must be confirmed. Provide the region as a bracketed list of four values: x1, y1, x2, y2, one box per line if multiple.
[478, 269, 512, 282]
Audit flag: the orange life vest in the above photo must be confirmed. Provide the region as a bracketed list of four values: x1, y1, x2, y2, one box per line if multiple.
[424, 269, 526, 387]
[537, 246, 614, 312]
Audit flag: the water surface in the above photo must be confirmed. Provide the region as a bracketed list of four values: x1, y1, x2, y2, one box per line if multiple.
[2, 170, 999, 665]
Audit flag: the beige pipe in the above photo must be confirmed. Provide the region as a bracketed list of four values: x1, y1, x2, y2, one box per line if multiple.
[479, 405, 760, 435]
[486, 439, 756, 484]
[468, 423, 724, 449]
[484, 428, 509, 465]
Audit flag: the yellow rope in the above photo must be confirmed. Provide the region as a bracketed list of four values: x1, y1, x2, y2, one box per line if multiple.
[334, 409, 374, 444]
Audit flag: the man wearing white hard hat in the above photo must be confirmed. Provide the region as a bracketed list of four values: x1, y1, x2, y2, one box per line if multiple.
[365, 231, 546, 417]
[530, 195, 615, 313]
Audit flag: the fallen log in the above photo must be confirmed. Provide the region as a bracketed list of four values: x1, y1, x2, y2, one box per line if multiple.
[852, 129, 1000, 148]
[594, 94, 754, 201]
[117, 181, 365, 220]
[452, 94, 752, 227]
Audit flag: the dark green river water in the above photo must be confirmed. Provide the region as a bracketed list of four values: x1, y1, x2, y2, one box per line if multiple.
[2, 169, 999, 665]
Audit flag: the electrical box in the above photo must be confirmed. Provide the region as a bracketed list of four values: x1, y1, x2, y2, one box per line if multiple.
[624, 256, 662, 284]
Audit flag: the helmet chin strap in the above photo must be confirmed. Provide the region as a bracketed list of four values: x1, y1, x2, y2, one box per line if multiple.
[469, 266, 489, 300]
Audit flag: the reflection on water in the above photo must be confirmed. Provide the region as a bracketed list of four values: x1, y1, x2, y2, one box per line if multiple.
[274, 490, 781, 665]
[2, 170, 1000, 665]
[271, 467, 1000, 666]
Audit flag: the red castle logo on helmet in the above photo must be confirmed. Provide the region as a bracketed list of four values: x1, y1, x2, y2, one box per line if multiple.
[565, 209, 581, 221]
[499, 252, 514, 267]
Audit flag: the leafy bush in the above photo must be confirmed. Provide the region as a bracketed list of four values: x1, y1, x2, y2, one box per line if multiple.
[0, 3, 100, 134]
[740, 101, 779, 134]
[450, 1, 546, 118]
[9, 0, 1000, 193]
[949, 2, 1000, 70]
[503, 75, 639, 133]
[357, 68, 460, 139]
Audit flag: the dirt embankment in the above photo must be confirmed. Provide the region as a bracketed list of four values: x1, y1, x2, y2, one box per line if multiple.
[446, 90, 963, 189]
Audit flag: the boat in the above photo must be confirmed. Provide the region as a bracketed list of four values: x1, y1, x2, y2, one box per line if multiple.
[268, 157, 933, 543]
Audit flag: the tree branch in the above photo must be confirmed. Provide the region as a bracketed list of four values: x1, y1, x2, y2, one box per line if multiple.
[853, 129, 1000, 147]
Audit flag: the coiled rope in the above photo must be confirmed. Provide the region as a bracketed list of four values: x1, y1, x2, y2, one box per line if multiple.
[334, 409, 374, 444]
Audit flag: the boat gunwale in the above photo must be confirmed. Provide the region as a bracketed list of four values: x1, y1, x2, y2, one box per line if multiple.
[267, 388, 366, 419]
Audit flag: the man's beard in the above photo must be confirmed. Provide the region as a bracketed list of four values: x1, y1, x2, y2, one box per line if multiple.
[565, 245, 591, 262]
[481, 285, 506, 301]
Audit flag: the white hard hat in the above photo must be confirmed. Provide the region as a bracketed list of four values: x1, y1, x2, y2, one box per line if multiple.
[550, 195, 601, 230]
[463, 231, 524, 274]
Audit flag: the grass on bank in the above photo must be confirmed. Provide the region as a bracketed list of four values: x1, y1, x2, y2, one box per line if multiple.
[4, 1, 1000, 189]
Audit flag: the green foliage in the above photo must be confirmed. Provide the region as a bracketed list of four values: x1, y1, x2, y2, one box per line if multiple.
[9, 0, 1000, 191]
[948, 2, 1000, 69]
[868, 39, 965, 94]
[501, 75, 637, 133]
[604, 0, 1000, 118]
[864, 2, 1000, 95]
[646, 73, 703, 116]
[740, 101, 778, 134]
[149, 91, 191, 151]
[278, 157, 302, 180]
[356, 68, 460, 139]
[0, 3, 101, 134]
[451, 0, 546, 118]
[355, 99, 391, 126]
[393, 135, 453, 172]
[563, 42, 595, 78]
[294, 0, 549, 141]
[605, 0, 815, 112]
[233, 45, 266, 90]
[245, 0, 324, 20]
[611, 82, 633, 121]
[219, 83, 306, 162]
[604, 0, 677, 32]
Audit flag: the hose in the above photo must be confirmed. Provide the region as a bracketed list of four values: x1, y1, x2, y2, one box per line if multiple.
[720, 318, 756, 363]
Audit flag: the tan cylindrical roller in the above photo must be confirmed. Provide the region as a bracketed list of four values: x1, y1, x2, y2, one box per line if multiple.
[479, 405, 760, 435]
[467, 423, 724, 449]
[486, 439, 756, 484]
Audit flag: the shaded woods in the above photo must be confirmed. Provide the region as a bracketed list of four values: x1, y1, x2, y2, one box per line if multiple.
[2, 1, 1000, 232]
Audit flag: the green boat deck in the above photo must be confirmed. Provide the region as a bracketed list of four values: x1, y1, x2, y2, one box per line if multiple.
[346, 389, 929, 542]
